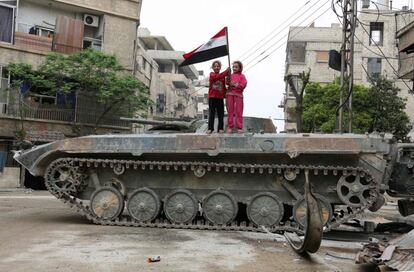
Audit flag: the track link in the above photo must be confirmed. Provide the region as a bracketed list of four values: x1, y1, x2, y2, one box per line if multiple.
[44, 158, 379, 234]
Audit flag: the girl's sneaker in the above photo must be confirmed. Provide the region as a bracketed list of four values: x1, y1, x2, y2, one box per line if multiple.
[218, 129, 224, 134]
[237, 129, 244, 134]
[226, 128, 233, 134]
[206, 130, 213, 134]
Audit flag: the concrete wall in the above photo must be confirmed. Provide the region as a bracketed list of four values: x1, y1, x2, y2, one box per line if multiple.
[103, 15, 136, 70]
[0, 44, 46, 68]
[0, 167, 20, 188]
[57, 0, 142, 20]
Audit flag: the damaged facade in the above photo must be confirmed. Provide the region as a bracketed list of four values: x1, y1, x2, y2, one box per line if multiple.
[281, 4, 414, 132]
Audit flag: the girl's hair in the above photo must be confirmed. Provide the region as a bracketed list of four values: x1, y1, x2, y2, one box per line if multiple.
[211, 60, 222, 68]
[232, 60, 243, 72]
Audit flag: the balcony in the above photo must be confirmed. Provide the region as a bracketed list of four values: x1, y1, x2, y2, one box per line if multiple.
[14, 31, 52, 52]
[160, 73, 191, 89]
[1, 90, 130, 128]
[5, 17, 102, 55]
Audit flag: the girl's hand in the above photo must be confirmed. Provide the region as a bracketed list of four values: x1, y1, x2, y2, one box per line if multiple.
[226, 67, 231, 73]
[230, 81, 239, 87]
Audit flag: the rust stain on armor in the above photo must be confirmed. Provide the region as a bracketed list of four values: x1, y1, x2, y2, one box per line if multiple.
[283, 138, 360, 152]
[177, 135, 217, 150]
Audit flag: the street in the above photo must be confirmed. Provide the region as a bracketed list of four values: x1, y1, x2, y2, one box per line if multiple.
[0, 191, 371, 272]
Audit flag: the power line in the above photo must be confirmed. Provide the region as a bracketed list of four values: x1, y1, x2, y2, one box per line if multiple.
[242, 0, 331, 68]
[238, 0, 324, 62]
[332, 5, 413, 91]
[356, 18, 413, 92]
[244, 5, 332, 72]
[373, 1, 409, 11]
[237, 0, 316, 60]
[334, 13, 399, 59]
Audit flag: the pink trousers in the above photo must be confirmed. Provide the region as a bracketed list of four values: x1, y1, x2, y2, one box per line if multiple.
[226, 95, 244, 129]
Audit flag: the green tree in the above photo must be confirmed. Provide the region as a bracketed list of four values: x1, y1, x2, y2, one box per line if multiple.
[7, 49, 150, 132]
[284, 69, 311, 132]
[302, 75, 410, 141]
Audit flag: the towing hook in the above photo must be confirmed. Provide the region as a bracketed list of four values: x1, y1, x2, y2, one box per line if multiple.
[284, 169, 324, 254]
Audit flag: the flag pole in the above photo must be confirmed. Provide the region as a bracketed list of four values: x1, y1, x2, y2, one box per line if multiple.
[226, 27, 231, 69]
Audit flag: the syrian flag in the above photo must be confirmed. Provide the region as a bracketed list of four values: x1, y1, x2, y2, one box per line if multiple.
[180, 27, 229, 67]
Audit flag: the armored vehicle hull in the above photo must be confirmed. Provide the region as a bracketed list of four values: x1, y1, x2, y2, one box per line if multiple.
[15, 131, 414, 238]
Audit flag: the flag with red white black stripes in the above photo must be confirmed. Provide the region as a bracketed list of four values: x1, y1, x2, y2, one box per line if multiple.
[179, 27, 229, 67]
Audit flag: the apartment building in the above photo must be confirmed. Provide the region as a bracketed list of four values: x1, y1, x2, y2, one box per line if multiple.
[0, 0, 143, 188]
[194, 75, 209, 119]
[281, 2, 414, 131]
[137, 28, 198, 119]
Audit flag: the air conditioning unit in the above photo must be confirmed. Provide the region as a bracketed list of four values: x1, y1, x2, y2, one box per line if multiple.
[83, 14, 99, 28]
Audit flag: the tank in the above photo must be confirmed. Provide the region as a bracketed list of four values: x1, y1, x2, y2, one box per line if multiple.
[12, 116, 414, 252]
[121, 116, 276, 134]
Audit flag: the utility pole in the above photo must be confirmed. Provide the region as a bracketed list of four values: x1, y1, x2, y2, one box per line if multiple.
[339, 0, 357, 133]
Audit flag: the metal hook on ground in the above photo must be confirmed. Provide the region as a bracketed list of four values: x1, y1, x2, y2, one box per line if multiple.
[284, 169, 324, 254]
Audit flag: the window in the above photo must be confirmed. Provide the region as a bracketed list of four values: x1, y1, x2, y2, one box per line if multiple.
[176, 103, 183, 111]
[316, 51, 329, 63]
[287, 42, 306, 63]
[159, 63, 173, 73]
[83, 37, 102, 51]
[0, 3, 15, 43]
[367, 58, 382, 76]
[0, 66, 9, 91]
[34, 26, 54, 38]
[287, 75, 300, 96]
[29, 94, 56, 105]
[0, 66, 10, 114]
[369, 22, 384, 46]
[203, 109, 208, 119]
[156, 94, 165, 114]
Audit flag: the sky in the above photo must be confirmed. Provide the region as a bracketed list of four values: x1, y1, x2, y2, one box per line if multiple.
[140, 0, 412, 131]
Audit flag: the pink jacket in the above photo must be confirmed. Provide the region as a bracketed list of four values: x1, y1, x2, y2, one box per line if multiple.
[227, 73, 247, 97]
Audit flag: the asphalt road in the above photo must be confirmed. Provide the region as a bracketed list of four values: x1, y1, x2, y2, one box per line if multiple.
[0, 191, 374, 272]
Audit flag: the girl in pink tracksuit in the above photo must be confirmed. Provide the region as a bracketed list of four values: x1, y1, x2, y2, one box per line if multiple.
[226, 61, 247, 133]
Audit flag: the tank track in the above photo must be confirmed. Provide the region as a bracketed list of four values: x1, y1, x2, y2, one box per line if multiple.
[44, 157, 379, 234]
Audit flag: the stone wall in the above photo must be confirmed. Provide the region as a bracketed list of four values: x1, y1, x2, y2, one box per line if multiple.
[0, 44, 46, 68]
[0, 167, 20, 188]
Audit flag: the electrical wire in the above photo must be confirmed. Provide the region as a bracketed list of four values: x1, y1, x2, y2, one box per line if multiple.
[332, 0, 343, 18]
[245, 0, 330, 67]
[357, 18, 413, 92]
[243, 5, 332, 72]
[240, 0, 331, 66]
[237, 0, 317, 60]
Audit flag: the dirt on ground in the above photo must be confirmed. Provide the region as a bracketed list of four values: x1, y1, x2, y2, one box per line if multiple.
[0, 191, 375, 272]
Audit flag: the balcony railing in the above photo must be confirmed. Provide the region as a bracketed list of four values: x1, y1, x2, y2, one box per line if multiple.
[14, 23, 53, 52]
[3, 98, 129, 128]
[7, 101, 75, 122]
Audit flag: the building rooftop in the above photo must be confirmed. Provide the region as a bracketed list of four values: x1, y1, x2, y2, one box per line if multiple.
[138, 28, 198, 80]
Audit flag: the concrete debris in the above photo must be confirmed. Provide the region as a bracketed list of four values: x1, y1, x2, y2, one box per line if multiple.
[355, 230, 414, 271]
